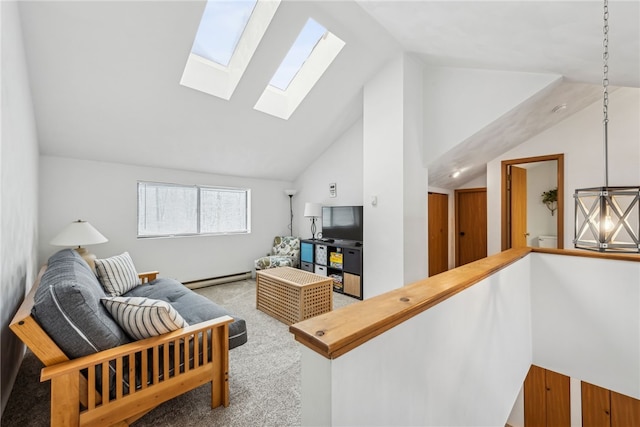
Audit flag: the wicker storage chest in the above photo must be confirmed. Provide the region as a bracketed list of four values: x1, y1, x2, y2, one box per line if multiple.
[256, 267, 333, 325]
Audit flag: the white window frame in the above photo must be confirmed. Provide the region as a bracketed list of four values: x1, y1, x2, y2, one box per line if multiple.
[180, 0, 281, 100]
[137, 181, 251, 238]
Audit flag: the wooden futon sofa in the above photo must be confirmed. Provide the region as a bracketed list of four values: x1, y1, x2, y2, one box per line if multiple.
[10, 249, 247, 426]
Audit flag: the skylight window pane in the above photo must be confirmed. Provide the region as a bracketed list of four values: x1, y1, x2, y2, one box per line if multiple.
[269, 18, 327, 90]
[192, 0, 258, 67]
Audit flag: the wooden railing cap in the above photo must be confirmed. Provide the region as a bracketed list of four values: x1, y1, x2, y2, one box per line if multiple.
[290, 247, 640, 360]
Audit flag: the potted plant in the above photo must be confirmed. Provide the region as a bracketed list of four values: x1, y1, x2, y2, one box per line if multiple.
[541, 187, 558, 216]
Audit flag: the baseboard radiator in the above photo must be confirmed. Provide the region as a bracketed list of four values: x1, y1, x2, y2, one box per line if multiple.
[183, 271, 252, 290]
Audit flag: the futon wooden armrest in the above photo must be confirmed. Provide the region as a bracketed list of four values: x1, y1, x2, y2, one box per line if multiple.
[40, 315, 233, 382]
[13, 263, 235, 426]
[138, 271, 159, 283]
[39, 315, 233, 426]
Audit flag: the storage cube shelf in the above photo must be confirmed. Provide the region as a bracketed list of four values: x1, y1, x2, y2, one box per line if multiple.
[300, 239, 363, 299]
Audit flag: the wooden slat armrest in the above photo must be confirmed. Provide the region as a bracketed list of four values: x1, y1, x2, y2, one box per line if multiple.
[41, 315, 233, 382]
[138, 271, 160, 283]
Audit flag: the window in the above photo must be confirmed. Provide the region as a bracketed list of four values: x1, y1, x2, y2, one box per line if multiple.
[191, 0, 258, 67]
[254, 18, 345, 120]
[180, 1, 344, 119]
[138, 182, 250, 237]
[268, 18, 327, 90]
[180, 0, 281, 100]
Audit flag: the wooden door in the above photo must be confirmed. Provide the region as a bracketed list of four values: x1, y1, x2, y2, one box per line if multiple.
[428, 192, 448, 276]
[510, 165, 528, 248]
[583, 381, 640, 427]
[583, 381, 612, 426]
[524, 365, 547, 427]
[545, 370, 571, 425]
[501, 154, 564, 250]
[611, 390, 640, 426]
[455, 188, 487, 267]
[524, 365, 570, 427]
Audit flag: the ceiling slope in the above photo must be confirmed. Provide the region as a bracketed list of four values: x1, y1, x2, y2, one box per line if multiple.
[18, 1, 639, 185]
[357, 1, 640, 88]
[18, 0, 400, 181]
[356, 0, 639, 188]
[428, 80, 604, 188]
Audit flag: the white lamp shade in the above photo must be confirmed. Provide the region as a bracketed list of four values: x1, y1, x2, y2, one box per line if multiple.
[50, 220, 108, 247]
[303, 202, 322, 218]
[284, 189, 297, 196]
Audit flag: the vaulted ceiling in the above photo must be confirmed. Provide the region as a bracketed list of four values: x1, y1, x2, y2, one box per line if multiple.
[18, 1, 640, 186]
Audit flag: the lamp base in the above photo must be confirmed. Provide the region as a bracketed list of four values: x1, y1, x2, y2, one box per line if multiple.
[310, 218, 317, 240]
[75, 247, 98, 272]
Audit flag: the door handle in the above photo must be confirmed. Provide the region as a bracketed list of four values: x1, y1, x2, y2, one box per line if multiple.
[460, 232, 465, 236]
[524, 232, 530, 237]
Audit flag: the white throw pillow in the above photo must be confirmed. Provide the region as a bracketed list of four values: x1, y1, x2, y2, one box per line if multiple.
[101, 296, 189, 340]
[95, 252, 139, 296]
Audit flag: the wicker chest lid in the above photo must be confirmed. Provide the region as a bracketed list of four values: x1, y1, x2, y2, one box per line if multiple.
[257, 267, 330, 286]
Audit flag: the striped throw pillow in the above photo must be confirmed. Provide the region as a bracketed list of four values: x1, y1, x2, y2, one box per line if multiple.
[95, 252, 139, 296]
[101, 296, 189, 340]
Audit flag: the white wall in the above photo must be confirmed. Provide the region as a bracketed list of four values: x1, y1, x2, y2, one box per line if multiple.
[402, 54, 428, 284]
[458, 173, 487, 189]
[423, 66, 560, 166]
[531, 253, 640, 398]
[302, 257, 532, 426]
[509, 253, 640, 426]
[0, 0, 40, 414]
[363, 56, 406, 297]
[292, 118, 364, 239]
[39, 156, 292, 281]
[300, 252, 640, 426]
[363, 54, 428, 298]
[487, 88, 640, 254]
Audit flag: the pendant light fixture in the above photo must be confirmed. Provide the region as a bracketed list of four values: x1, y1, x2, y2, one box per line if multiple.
[573, 0, 640, 253]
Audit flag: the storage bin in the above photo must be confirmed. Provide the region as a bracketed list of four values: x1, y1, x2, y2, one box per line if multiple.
[343, 248, 362, 274]
[315, 245, 327, 265]
[301, 242, 314, 263]
[314, 265, 327, 276]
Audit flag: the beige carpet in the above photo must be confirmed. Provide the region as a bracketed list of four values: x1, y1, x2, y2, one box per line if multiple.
[1, 279, 355, 426]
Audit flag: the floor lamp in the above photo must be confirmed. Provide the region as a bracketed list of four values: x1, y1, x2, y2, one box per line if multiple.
[285, 189, 297, 235]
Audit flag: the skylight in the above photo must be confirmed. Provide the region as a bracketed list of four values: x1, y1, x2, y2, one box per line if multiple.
[180, 0, 280, 100]
[254, 18, 345, 120]
[191, 0, 257, 67]
[269, 18, 327, 90]
[180, 1, 344, 120]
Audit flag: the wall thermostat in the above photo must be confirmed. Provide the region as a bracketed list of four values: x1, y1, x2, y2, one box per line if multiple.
[329, 183, 337, 198]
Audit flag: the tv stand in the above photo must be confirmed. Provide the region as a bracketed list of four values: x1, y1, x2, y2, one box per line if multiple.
[299, 239, 363, 300]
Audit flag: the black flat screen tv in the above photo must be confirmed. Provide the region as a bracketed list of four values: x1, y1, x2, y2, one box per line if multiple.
[321, 206, 363, 243]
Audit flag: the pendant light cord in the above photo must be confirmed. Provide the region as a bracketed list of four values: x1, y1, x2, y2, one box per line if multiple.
[603, 0, 609, 188]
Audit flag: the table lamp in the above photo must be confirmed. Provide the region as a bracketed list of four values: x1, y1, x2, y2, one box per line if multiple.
[50, 220, 108, 270]
[303, 202, 322, 240]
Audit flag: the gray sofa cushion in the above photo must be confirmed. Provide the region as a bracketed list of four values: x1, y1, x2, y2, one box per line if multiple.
[32, 249, 247, 358]
[32, 249, 131, 358]
[125, 278, 248, 349]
